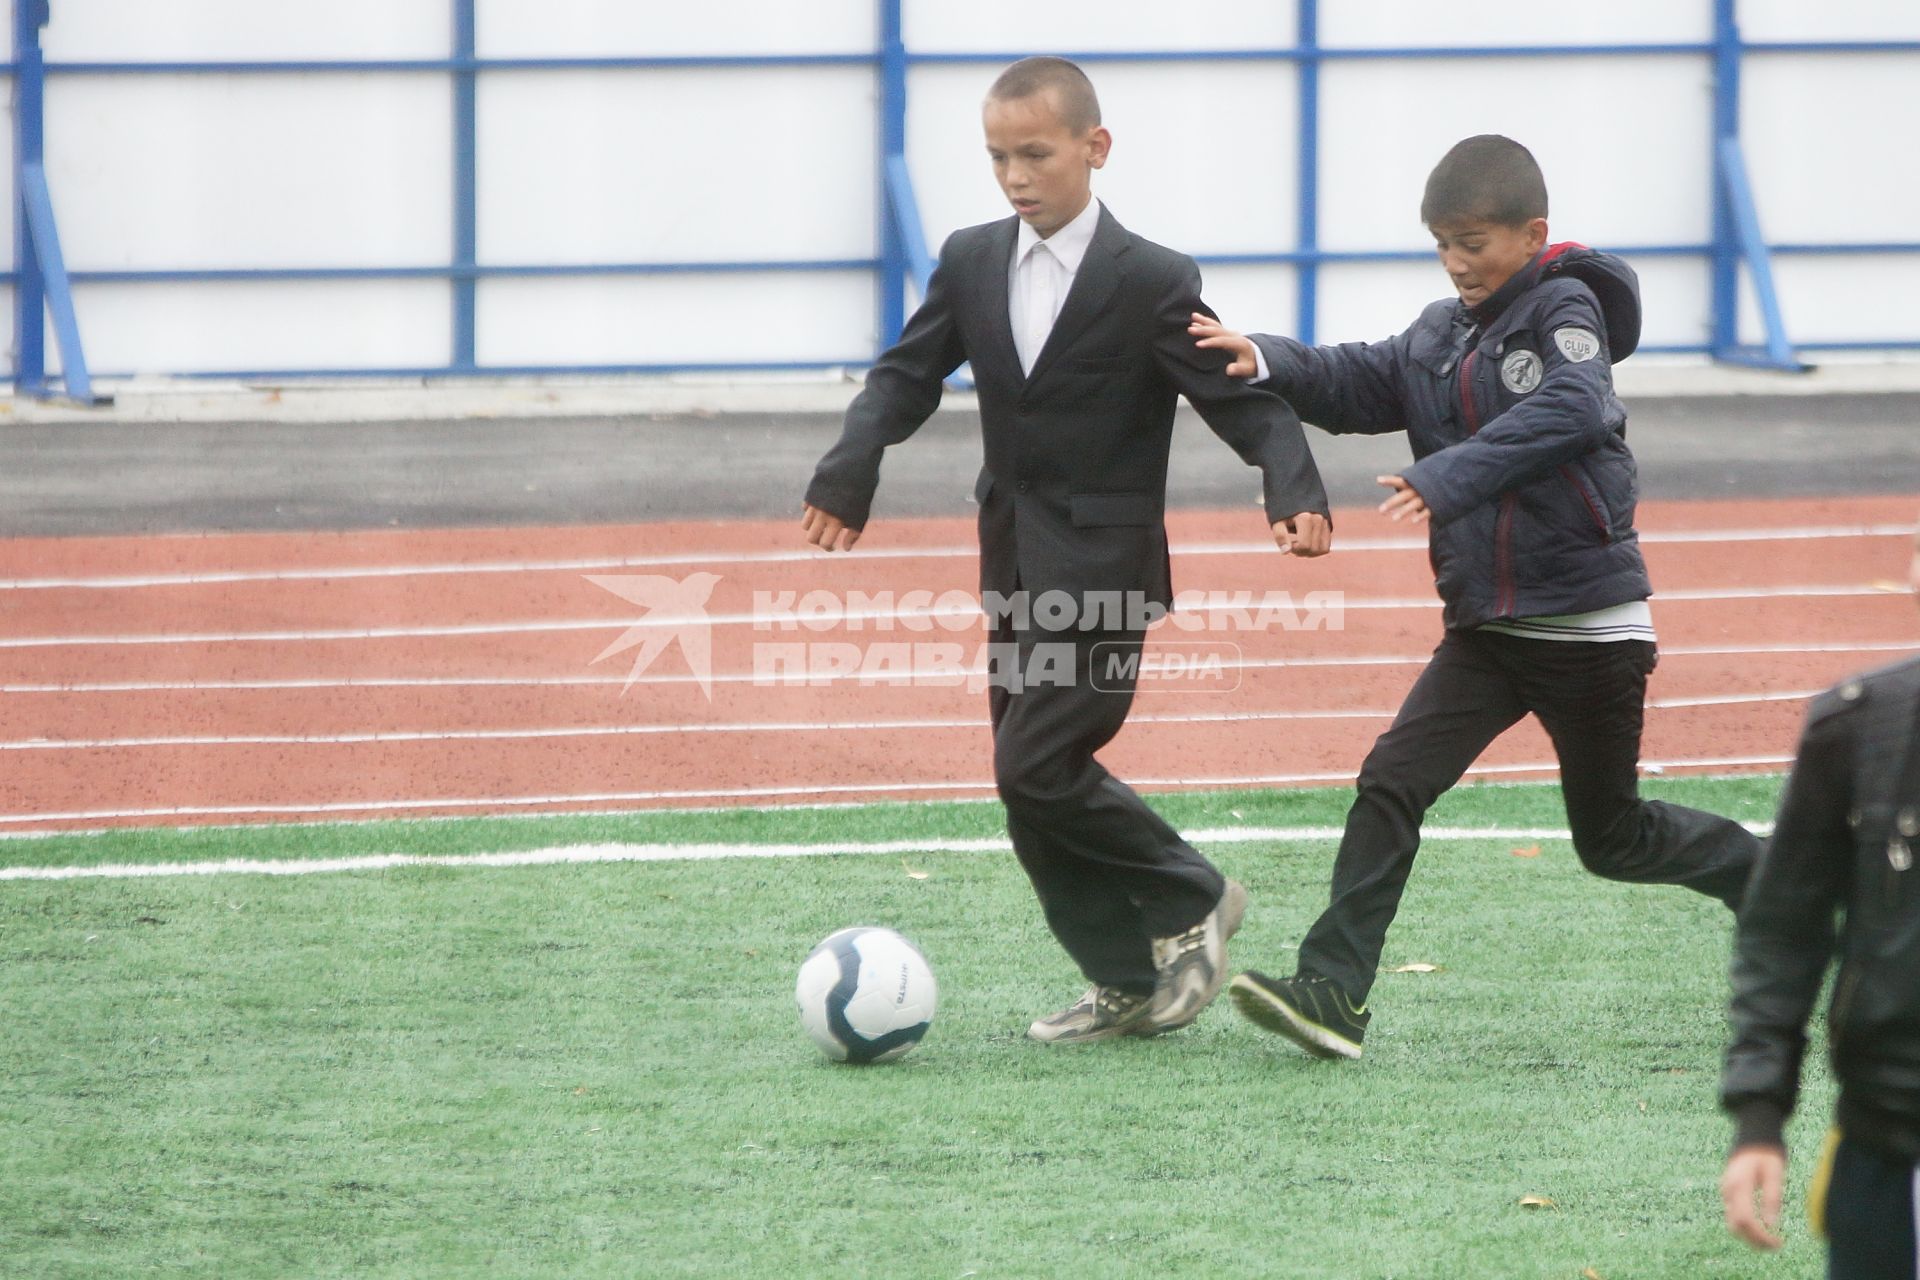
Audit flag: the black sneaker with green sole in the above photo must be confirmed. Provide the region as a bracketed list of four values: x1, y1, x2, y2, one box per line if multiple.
[1229, 972, 1369, 1059]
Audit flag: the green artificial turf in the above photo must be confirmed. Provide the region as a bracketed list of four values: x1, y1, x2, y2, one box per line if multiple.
[0, 777, 1829, 1278]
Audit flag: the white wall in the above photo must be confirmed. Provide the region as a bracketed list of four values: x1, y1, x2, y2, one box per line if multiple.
[15, 0, 1920, 377]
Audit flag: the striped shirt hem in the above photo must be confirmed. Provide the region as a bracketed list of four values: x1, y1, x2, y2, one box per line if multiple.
[1478, 600, 1656, 644]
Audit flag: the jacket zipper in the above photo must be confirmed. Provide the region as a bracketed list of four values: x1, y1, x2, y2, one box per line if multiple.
[1457, 350, 1482, 434]
[1458, 348, 1519, 615]
[1831, 966, 1862, 1038]
[1493, 493, 1518, 616]
[1561, 464, 1610, 539]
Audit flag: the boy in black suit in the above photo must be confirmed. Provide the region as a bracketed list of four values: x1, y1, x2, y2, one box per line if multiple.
[803, 57, 1331, 1042]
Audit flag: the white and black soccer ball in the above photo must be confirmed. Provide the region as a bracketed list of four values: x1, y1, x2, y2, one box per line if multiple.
[795, 926, 938, 1064]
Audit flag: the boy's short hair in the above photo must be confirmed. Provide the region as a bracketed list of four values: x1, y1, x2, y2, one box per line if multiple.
[987, 56, 1101, 134]
[1420, 135, 1548, 227]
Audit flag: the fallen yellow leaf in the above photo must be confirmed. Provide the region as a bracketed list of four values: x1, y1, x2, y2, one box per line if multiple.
[901, 859, 930, 881]
[1582, 1269, 1605, 1280]
[1518, 1194, 1558, 1210]
[1387, 963, 1443, 974]
[1511, 844, 1541, 858]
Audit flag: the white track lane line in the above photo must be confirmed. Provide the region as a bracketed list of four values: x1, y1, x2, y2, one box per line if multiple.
[0, 820, 1779, 882]
[0, 751, 1796, 828]
[0, 689, 1822, 752]
[1, 522, 1911, 590]
[0, 583, 1908, 650]
[5, 640, 1912, 695]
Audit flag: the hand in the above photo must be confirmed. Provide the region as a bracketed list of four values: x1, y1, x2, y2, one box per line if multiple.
[801, 504, 862, 553]
[1273, 512, 1331, 557]
[1188, 312, 1259, 379]
[1721, 1144, 1787, 1251]
[1377, 474, 1429, 524]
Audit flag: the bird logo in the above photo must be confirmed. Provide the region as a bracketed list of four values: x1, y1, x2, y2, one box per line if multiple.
[584, 571, 722, 699]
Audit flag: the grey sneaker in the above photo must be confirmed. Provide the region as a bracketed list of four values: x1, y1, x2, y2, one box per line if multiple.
[1026, 985, 1153, 1044]
[1228, 971, 1369, 1059]
[1133, 878, 1249, 1037]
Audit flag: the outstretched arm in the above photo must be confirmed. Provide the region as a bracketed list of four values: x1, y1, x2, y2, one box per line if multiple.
[803, 234, 970, 547]
[1152, 260, 1330, 556]
[1262, 339, 1410, 439]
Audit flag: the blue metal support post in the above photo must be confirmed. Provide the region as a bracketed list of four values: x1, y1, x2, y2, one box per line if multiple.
[451, 0, 478, 371]
[1708, 0, 1803, 370]
[13, 0, 47, 395]
[1294, 0, 1319, 344]
[884, 154, 932, 299]
[1716, 138, 1801, 369]
[12, 0, 96, 401]
[875, 0, 909, 351]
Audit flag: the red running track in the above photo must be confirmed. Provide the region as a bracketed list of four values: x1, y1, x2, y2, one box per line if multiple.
[0, 494, 1913, 833]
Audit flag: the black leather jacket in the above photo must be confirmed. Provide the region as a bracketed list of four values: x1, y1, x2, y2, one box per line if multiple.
[1251, 244, 1651, 631]
[1721, 655, 1920, 1158]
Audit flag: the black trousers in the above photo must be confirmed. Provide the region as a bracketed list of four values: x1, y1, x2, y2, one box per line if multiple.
[1298, 630, 1759, 1002]
[988, 623, 1224, 995]
[1828, 1135, 1918, 1280]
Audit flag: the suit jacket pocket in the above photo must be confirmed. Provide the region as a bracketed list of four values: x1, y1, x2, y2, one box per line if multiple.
[1070, 491, 1161, 527]
[1062, 354, 1133, 375]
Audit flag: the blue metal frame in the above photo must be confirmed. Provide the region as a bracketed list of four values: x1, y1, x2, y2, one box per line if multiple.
[876, 0, 910, 348]
[1707, 0, 1801, 370]
[9, 0, 1920, 391]
[1294, 0, 1319, 344]
[11, 0, 46, 397]
[12, 0, 96, 402]
[450, 0, 478, 372]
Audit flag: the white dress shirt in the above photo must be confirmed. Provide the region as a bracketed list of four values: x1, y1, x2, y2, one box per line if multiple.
[1009, 197, 1101, 376]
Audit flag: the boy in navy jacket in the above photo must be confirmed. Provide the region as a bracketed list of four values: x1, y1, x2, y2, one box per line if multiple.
[1190, 135, 1759, 1058]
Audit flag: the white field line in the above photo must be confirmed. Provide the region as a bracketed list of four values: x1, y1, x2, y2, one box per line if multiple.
[4, 639, 1913, 695]
[0, 820, 1778, 882]
[0, 751, 1795, 828]
[0, 767, 1792, 842]
[1, 522, 1911, 590]
[0, 689, 1820, 752]
[0, 583, 1907, 650]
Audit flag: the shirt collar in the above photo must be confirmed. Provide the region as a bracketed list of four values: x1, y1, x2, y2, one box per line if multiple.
[1466, 249, 1548, 329]
[1015, 197, 1101, 274]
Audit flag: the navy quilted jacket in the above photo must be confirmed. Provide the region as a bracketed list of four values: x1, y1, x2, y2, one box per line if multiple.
[1251, 244, 1652, 630]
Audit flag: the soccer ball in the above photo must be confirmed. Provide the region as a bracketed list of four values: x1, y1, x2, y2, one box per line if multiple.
[795, 926, 938, 1064]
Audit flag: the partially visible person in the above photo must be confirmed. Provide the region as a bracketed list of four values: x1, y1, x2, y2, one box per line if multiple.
[1720, 522, 1920, 1278]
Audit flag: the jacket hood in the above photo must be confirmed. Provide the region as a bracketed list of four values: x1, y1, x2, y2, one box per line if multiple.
[1539, 242, 1642, 360]
[1466, 242, 1642, 360]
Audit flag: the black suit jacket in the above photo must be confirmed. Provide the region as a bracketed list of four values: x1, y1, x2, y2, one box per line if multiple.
[806, 204, 1328, 611]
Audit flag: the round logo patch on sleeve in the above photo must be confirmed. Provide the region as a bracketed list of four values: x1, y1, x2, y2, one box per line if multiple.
[1554, 327, 1602, 363]
[1500, 348, 1543, 394]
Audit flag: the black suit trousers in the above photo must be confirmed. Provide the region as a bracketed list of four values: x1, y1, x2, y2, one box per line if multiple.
[1299, 630, 1759, 1002]
[987, 620, 1225, 995]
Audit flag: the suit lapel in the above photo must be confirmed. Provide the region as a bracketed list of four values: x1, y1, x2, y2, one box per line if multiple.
[976, 216, 1024, 388]
[1024, 204, 1127, 388]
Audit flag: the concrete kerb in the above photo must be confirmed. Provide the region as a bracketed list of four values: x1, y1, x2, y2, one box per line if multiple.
[5, 354, 1920, 426]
